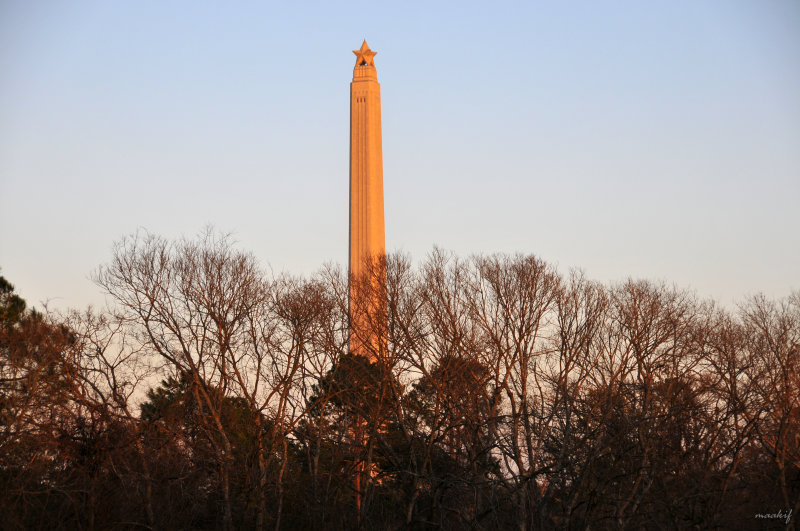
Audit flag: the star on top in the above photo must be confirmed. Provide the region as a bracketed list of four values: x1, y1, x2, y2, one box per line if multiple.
[353, 40, 377, 66]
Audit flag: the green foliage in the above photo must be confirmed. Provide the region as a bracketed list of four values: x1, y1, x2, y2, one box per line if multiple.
[141, 374, 265, 461]
[309, 353, 384, 417]
[0, 275, 26, 326]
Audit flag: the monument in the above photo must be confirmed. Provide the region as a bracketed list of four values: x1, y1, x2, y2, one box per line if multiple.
[348, 40, 386, 360]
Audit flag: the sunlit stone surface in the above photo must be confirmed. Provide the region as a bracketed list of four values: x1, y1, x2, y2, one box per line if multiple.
[348, 40, 385, 360]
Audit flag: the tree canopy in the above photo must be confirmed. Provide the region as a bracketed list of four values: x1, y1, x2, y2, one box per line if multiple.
[1, 236, 798, 529]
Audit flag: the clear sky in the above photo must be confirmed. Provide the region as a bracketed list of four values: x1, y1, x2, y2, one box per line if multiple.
[1, 0, 798, 311]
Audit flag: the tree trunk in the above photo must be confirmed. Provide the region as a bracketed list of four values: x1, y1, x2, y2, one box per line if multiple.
[275, 438, 288, 531]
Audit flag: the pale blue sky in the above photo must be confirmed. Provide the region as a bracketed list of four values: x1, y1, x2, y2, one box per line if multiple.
[1, 0, 798, 310]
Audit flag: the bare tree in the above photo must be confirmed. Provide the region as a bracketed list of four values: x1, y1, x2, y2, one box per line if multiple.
[96, 229, 267, 531]
[740, 292, 800, 527]
[5, 243, 799, 529]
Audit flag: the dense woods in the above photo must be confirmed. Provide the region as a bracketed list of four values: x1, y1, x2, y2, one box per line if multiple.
[1, 231, 798, 530]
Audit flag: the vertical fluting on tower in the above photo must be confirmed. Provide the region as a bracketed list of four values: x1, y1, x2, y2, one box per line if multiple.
[348, 40, 386, 361]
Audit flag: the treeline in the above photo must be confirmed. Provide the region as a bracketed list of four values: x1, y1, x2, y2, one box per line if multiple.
[1, 231, 798, 530]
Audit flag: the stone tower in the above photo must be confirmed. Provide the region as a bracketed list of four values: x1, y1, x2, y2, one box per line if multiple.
[348, 40, 385, 359]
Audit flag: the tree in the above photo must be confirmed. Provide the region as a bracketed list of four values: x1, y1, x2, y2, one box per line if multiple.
[95, 230, 267, 531]
[740, 293, 800, 525]
[5, 240, 799, 529]
[0, 276, 83, 528]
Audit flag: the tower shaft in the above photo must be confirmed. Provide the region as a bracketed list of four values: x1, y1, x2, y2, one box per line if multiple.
[348, 41, 385, 360]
